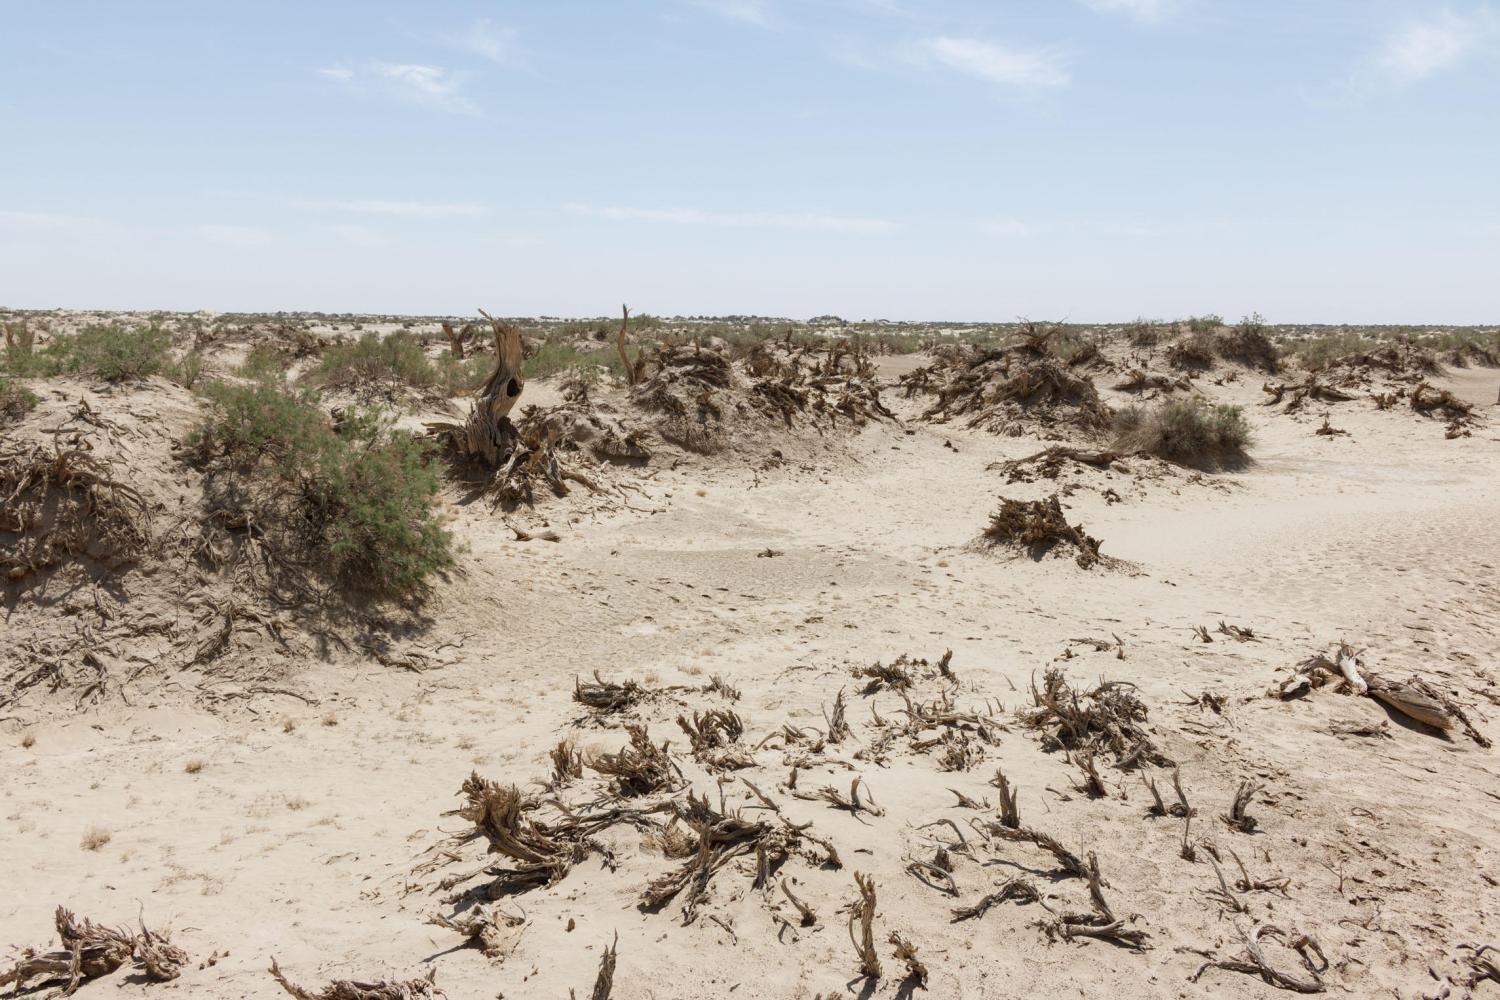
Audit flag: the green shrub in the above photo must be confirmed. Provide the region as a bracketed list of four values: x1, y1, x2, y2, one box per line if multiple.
[306, 331, 437, 394]
[1216, 314, 1280, 373]
[1, 375, 38, 422]
[524, 341, 624, 380]
[48, 324, 176, 381]
[238, 343, 288, 382]
[434, 353, 493, 396]
[1165, 330, 1218, 370]
[1290, 331, 1379, 370]
[1113, 398, 1251, 469]
[1124, 319, 1161, 347]
[174, 351, 204, 389]
[1186, 314, 1223, 335]
[188, 380, 452, 599]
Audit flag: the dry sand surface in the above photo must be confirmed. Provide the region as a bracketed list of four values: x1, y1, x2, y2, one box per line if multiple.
[4, 323, 1500, 999]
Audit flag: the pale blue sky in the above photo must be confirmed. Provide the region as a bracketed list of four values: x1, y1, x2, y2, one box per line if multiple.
[2, 1, 1496, 321]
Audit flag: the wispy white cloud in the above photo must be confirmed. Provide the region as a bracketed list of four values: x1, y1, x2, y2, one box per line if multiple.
[1314, 7, 1496, 105]
[377, 63, 479, 113]
[565, 203, 899, 233]
[292, 198, 489, 219]
[916, 36, 1071, 89]
[689, 0, 774, 27]
[194, 224, 274, 247]
[1375, 9, 1490, 84]
[316, 62, 479, 114]
[1080, 0, 1180, 24]
[440, 19, 522, 66]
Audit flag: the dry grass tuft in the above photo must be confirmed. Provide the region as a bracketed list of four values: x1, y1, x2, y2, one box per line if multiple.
[80, 825, 112, 851]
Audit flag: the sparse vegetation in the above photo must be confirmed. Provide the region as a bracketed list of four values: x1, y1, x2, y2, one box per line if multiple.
[1216, 314, 1280, 372]
[1113, 398, 1251, 468]
[80, 826, 112, 851]
[0, 375, 38, 421]
[187, 379, 454, 599]
[305, 330, 438, 400]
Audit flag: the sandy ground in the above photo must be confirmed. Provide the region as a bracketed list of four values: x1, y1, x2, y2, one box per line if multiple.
[4, 352, 1500, 999]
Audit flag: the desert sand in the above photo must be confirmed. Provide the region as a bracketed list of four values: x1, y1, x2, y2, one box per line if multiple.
[3, 315, 1498, 999]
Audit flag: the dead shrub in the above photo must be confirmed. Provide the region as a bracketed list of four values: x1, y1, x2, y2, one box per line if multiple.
[981, 495, 1102, 568]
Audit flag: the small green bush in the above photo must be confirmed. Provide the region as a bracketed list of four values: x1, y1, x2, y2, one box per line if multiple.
[306, 331, 437, 395]
[188, 381, 453, 599]
[1290, 331, 1379, 370]
[1185, 314, 1223, 335]
[1124, 319, 1161, 347]
[524, 341, 624, 380]
[434, 353, 493, 396]
[1, 375, 38, 422]
[1165, 330, 1218, 370]
[238, 343, 288, 382]
[49, 324, 176, 381]
[1113, 398, 1251, 469]
[1216, 314, 1280, 373]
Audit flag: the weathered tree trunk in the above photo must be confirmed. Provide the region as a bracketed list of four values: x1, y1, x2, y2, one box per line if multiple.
[427, 310, 526, 465]
[441, 321, 465, 359]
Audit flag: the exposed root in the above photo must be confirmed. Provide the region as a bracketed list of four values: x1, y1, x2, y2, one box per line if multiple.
[428, 903, 527, 960]
[269, 958, 445, 999]
[1223, 779, 1263, 833]
[950, 879, 1040, 921]
[1188, 923, 1329, 993]
[848, 872, 881, 980]
[1022, 668, 1172, 768]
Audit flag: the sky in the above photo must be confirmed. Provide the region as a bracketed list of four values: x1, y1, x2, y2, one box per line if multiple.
[1, 0, 1497, 322]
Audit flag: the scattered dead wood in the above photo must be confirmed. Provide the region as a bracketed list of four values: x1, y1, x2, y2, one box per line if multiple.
[1261, 378, 1357, 412]
[574, 671, 646, 714]
[781, 878, 818, 925]
[853, 657, 916, 693]
[1276, 643, 1491, 746]
[901, 335, 1112, 437]
[1217, 620, 1259, 642]
[992, 767, 1021, 828]
[849, 872, 882, 979]
[983, 825, 1091, 880]
[994, 446, 1129, 484]
[1023, 668, 1172, 768]
[269, 958, 445, 999]
[640, 790, 807, 922]
[550, 738, 584, 786]
[888, 931, 928, 988]
[0, 906, 188, 995]
[1114, 368, 1192, 394]
[428, 903, 526, 960]
[588, 724, 684, 796]
[1038, 851, 1151, 951]
[982, 495, 1103, 569]
[950, 879, 1040, 921]
[1314, 416, 1347, 437]
[677, 709, 753, 771]
[795, 776, 885, 817]
[579, 933, 617, 1000]
[1187, 923, 1329, 993]
[1, 430, 151, 580]
[1145, 768, 1193, 818]
[1223, 779, 1263, 833]
[1410, 381, 1472, 421]
[454, 773, 618, 896]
